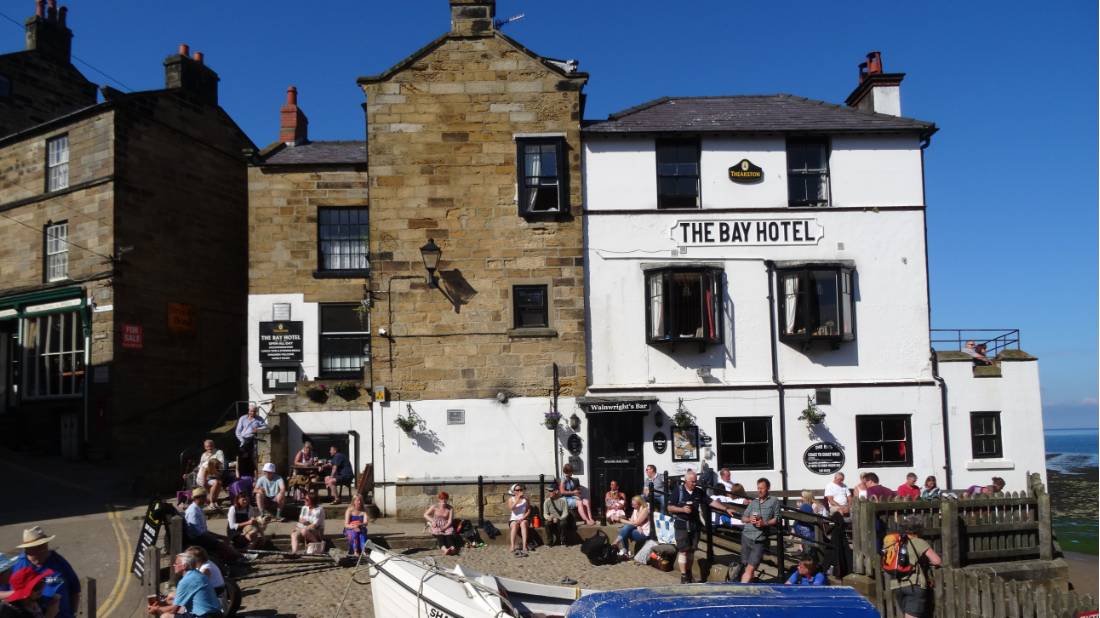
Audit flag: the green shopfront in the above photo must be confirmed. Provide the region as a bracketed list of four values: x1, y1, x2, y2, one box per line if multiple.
[0, 287, 93, 457]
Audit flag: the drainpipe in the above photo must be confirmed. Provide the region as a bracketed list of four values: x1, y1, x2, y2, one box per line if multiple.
[931, 352, 953, 489]
[918, 137, 952, 489]
[764, 261, 789, 496]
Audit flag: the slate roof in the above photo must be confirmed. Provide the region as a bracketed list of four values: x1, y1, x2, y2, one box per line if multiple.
[583, 95, 936, 137]
[260, 141, 366, 166]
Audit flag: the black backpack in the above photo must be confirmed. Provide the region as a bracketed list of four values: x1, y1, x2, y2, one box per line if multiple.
[580, 530, 619, 566]
[481, 520, 501, 540]
[456, 520, 482, 546]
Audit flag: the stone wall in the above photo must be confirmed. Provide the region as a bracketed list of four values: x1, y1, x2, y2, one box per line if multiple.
[395, 479, 546, 522]
[247, 166, 369, 303]
[359, 26, 588, 403]
[0, 51, 97, 137]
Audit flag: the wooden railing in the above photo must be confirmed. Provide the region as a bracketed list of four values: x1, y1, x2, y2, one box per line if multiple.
[850, 473, 1097, 617]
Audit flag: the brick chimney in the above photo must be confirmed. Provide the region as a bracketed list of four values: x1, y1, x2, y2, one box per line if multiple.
[280, 86, 309, 146]
[25, 0, 73, 63]
[845, 51, 905, 117]
[164, 44, 220, 106]
[450, 0, 495, 37]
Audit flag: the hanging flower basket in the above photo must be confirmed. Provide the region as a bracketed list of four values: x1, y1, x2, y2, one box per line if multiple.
[543, 412, 562, 430]
[306, 384, 329, 404]
[798, 397, 826, 426]
[672, 399, 695, 429]
[334, 382, 361, 401]
[395, 408, 421, 434]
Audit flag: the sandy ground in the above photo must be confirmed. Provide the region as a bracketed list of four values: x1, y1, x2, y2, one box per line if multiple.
[235, 544, 681, 618]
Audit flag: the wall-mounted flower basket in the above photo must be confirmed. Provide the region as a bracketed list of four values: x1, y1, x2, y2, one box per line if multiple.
[798, 396, 826, 426]
[306, 384, 329, 404]
[673, 398, 695, 429]
[395, 406, 422, 434]
[334, 382, 361, 401]
[543, 412, 562, 430]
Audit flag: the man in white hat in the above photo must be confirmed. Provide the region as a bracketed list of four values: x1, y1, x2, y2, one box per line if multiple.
[253, 463, 287, 522]
[10, 526, 79, 618]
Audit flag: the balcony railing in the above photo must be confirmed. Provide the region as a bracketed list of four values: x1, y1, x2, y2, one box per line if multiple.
[930, 328, 1020, 357]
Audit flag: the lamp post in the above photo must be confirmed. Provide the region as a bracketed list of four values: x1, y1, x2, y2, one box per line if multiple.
[419, 238, 442, 288]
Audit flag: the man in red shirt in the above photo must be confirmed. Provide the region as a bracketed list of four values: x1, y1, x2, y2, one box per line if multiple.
[896, 473, 921, 500]
[864, 473, 896, 500]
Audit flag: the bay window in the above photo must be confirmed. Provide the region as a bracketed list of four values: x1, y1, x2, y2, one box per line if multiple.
[645, 267, 722, 344]
[778, 265, 854, 343]
[319, 304, 369, 378]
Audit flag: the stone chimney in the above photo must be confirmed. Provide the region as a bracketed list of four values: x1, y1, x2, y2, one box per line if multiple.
[845, 51, 905, 117]
[164, 44, 220, 106]
[280, 86, 309, 146]
[25, 0, 73, 63]
[450, 0, 495, 37]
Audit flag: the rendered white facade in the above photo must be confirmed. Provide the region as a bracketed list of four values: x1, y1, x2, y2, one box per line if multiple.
[581, 129, 1046, 495]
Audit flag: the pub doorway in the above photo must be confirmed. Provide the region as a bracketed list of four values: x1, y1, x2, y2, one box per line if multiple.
[586, 412, 644, 519]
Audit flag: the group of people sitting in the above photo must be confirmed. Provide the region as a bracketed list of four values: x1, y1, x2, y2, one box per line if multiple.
[823, 471, 1007, 516]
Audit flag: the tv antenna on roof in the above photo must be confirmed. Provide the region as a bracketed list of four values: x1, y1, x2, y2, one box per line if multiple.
[494, 13, 525, 29]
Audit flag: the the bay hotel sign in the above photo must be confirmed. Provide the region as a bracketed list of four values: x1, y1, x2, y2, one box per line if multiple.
[671, 218, 824, 247]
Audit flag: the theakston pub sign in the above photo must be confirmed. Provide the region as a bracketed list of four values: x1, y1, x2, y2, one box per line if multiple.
[259, 321, 304, 363]
[728, 158, 763, 184]
[671, 218, 824, 247]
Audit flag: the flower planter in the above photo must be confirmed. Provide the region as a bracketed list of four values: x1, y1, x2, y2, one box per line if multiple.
[334, 383, 361, 401]
[306, 386, 329, 404]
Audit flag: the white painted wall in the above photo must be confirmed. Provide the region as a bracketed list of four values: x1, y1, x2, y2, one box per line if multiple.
[937, 359, 1047, 491]
[583, 133, 924, 210]
[588, 384, 944, 493]
[247, 293, 320, 402]
[585, 209, 932, 388]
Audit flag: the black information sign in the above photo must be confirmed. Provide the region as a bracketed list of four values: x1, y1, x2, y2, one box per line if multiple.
[567, 433, 583, 455]
[259, 321, 303, 363]
[652, 431, 668, 454]
[130, 499, 169, 578]
[803, 442, 845, 475]
[728, 158, 764, 184]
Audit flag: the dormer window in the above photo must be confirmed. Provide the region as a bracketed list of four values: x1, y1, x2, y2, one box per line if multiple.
[645, 267, 722, 344]
[778, 265, 854, 343]
[517, 137, 567, 217]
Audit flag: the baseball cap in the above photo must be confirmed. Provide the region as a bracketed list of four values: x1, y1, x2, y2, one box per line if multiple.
[262, 463, 277, 473]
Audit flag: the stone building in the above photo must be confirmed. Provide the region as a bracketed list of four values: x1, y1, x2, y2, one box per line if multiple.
[248, 0, 588, 517]
[0, 3, 252, 472]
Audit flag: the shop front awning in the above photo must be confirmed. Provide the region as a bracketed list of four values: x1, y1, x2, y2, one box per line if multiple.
[577, 396, 659, 414]
[0, 287, 85, 320]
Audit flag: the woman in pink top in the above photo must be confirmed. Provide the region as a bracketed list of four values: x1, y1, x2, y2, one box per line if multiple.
[604, 480, 626, 523]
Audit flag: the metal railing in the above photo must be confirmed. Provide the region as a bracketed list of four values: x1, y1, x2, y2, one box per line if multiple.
[930, 329, 1020, 357]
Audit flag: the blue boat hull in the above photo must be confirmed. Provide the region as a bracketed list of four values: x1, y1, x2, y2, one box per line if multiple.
[566, 584, 880, 617]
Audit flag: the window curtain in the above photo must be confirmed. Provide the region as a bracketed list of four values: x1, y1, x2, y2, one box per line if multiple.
[704, 274, 716, 340]
[525, 146, 541, 211]
[783, 274, 799, 334]
[648, 273, 664, 339]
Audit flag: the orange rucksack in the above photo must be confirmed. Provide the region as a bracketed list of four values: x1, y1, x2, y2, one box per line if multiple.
[881, 532, 914, 579]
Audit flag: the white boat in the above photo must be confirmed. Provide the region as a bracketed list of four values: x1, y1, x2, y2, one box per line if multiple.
[366, 543, 595, 618]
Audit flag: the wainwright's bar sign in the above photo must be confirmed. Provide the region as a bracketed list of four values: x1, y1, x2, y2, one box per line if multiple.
[672, 218, 824, 247]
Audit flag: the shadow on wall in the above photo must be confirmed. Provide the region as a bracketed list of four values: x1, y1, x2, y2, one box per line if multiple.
[411, 428, 445, 454]
[807, 421, 845, 447]
[439, 269, 477, 313]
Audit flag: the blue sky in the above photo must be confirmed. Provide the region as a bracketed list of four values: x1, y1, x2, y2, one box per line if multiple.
[2, 1, 1094, 426]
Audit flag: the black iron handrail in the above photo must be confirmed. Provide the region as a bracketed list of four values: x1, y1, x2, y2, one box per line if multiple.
[930, 328, 1021, 357]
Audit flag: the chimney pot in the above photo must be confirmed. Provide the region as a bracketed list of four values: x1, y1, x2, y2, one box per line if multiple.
[866, 51, 883, 75]
[178, 43, 189, 56]
[35, 0, 45, 18]
[846, 51, 903, 117]
[279, 85, 308, 146]
[192, 51, 204, 64]
[58, 6, 66, 26]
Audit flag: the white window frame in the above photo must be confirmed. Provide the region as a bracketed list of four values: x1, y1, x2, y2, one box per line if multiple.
[45, 222, 69, 282]
[46, 135, 70, 192]
[22, 311, 85, 400]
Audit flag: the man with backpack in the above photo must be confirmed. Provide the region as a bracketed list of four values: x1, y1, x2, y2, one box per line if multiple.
[667, 471, 708, 584]
[883, 515, 942, 618]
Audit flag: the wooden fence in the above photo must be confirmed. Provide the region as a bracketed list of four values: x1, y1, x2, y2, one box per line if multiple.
[850, 474, 1097, 617]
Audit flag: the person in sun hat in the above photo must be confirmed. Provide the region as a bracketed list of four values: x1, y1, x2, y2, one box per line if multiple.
[0, 553, 18, 600]
[9, 526, 77, 618]
[1, 567, 61, 618]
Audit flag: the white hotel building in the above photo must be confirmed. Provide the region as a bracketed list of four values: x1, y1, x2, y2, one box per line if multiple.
[575, 56, 1046, 497]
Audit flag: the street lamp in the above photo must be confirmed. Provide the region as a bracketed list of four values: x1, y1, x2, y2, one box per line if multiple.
[419, 238, 442, 288]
